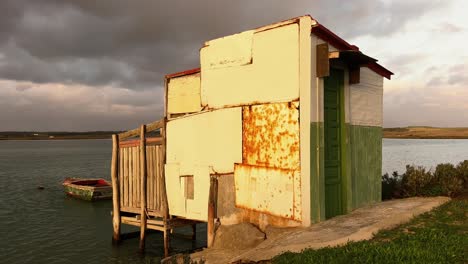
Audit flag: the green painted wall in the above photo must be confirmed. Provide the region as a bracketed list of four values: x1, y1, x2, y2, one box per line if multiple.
[310, 123, 382, 221]
[310, 121, 325, 223]
[348, 125, 382, 209]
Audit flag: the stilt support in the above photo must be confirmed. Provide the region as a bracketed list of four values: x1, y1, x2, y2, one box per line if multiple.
[111, 134, 121, 243]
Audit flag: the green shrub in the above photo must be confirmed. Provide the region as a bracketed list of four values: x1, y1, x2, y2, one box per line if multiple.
[401, 165, 435, 197]
[433, 163, 464, 197]
[382, 171, 402, 200]
[382, 160, 468, 200]
[456, 160, 468, 189]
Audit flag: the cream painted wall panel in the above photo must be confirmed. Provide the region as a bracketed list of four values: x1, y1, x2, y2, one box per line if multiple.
[166, 107, 242, 175]
[350, 67, 384, 127]
[299, 17, 312, 226]
[201, 30, 254, 69]
[165, 163, 186, 217]
[234, 164, 301, 221]
[310, 35, 324, 123]
[167, 73, 202, 114]
[201, 24, 300, 108]
[165, 164, 211, 221]
[185, 166, 210, 221]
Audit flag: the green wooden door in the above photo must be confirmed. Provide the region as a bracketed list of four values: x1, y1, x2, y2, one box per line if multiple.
[324, 68, 344, 219]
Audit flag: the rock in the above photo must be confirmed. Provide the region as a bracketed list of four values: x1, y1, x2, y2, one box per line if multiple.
[213, 222, 265, 250]
[161, 253, 191, 264]
[37, 186, 45, 190]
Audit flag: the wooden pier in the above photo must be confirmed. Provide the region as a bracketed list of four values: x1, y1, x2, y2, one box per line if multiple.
[110, 118, 207, 257]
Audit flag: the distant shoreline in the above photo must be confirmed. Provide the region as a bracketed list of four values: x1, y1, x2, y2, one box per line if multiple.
[1, 127, 468, 140]
[383, 127, 468, 139]
[0, 132, 120, 141]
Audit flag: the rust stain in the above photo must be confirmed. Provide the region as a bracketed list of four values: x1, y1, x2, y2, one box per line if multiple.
[234, 163, 301, 221]
[242, 101, 300, 170]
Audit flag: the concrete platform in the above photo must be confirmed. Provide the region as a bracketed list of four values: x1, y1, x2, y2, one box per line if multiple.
[190, 196, 450, 263]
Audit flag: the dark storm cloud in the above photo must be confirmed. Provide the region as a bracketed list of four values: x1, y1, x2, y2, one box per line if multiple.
[0, 0, 448, 89]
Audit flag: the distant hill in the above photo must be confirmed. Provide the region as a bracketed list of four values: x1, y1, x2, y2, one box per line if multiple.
[383, 127, 468, 139]
[0, 131, 121, 140]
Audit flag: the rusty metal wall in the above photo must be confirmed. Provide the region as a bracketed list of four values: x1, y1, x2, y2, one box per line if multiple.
[236, 101, 302, 221]
[242, 102, 300, 170]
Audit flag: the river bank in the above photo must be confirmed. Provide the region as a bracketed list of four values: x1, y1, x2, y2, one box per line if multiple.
[384, 127, 468, 139]
[2, 127, 468, 140]
[0, 131, 119, 140]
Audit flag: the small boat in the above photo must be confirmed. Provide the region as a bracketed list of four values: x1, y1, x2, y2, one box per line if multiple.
[63, 178, 112, 201]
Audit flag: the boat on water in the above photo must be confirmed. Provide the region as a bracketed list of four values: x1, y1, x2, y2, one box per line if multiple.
[63, 178, 112, 201]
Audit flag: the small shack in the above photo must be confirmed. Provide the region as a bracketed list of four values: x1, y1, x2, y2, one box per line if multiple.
[110, 15, 393, 256]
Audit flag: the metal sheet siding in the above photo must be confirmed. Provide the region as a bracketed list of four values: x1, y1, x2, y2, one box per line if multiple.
[242, 102, 300, 170]
[299, 17, 312, 226]
[200, 24, 300, 108]
[165, 163, 186, 216]
[234, 164, 301, 221]
[167, 73, 202, 114]
[165, 164, 211, 221]
[166, 107, 242, 175]
[200, 30, 254, 70]
[349, 125, 382, 209]
[349, 68, 383, 127]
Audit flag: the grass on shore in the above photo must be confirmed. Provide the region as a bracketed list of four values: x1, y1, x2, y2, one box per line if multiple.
[273, 196, 468, 264]
[383, 127, 468, 139]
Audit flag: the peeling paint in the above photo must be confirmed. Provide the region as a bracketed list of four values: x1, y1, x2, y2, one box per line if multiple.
[234, 164, 301, 221]
[242, 102, 300, 170]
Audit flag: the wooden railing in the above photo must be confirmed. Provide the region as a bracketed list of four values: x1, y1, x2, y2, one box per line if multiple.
[118, 143, 166, 215]
[110, 118, 169, 253]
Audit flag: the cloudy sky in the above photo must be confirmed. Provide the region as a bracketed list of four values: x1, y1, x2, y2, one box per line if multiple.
[0, 0, 467, 131]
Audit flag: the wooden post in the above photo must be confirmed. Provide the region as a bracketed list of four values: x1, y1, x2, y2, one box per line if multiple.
[111, 134, 121, 244]
[191, 224, 197, 240]
[207, 176, 217, 248]
[139, 125, 147, 252]
[161, 123, 170, 257]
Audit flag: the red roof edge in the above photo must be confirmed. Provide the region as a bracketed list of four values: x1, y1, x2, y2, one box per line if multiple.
[311, 23, 393, 79]
[165, 67, 201, 79]
[367, 63, 393, 80]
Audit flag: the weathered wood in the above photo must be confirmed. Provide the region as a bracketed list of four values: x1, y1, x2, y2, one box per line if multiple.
[118, 119, 164, 140]
[192, 224, 197, 240]
[163, 229, 170, 258]
[111, 134, 121, 243]
[119, 146, 123, 208]
[349, 66, 360, 84]
[136, 147, 140, 208]
[134, 146, 139, 208]
[119, 137, 163, 148]
[328, 51, 340, 59]
[161, 125, 168, 217]
[317, 43, 330, 78]
[148, 146, 154, 210]
[207, 176, 217, 248]
[139, 125, 147, 252]
[129, 148, 134, 208]
[156, 146, 161, 211]
[124, 148, 129, 207]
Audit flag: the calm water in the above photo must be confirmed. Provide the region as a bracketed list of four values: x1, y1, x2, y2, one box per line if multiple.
[1, 139, 467, 263]
[0, 140, 205, 264]
[382, 139, 468, 174]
